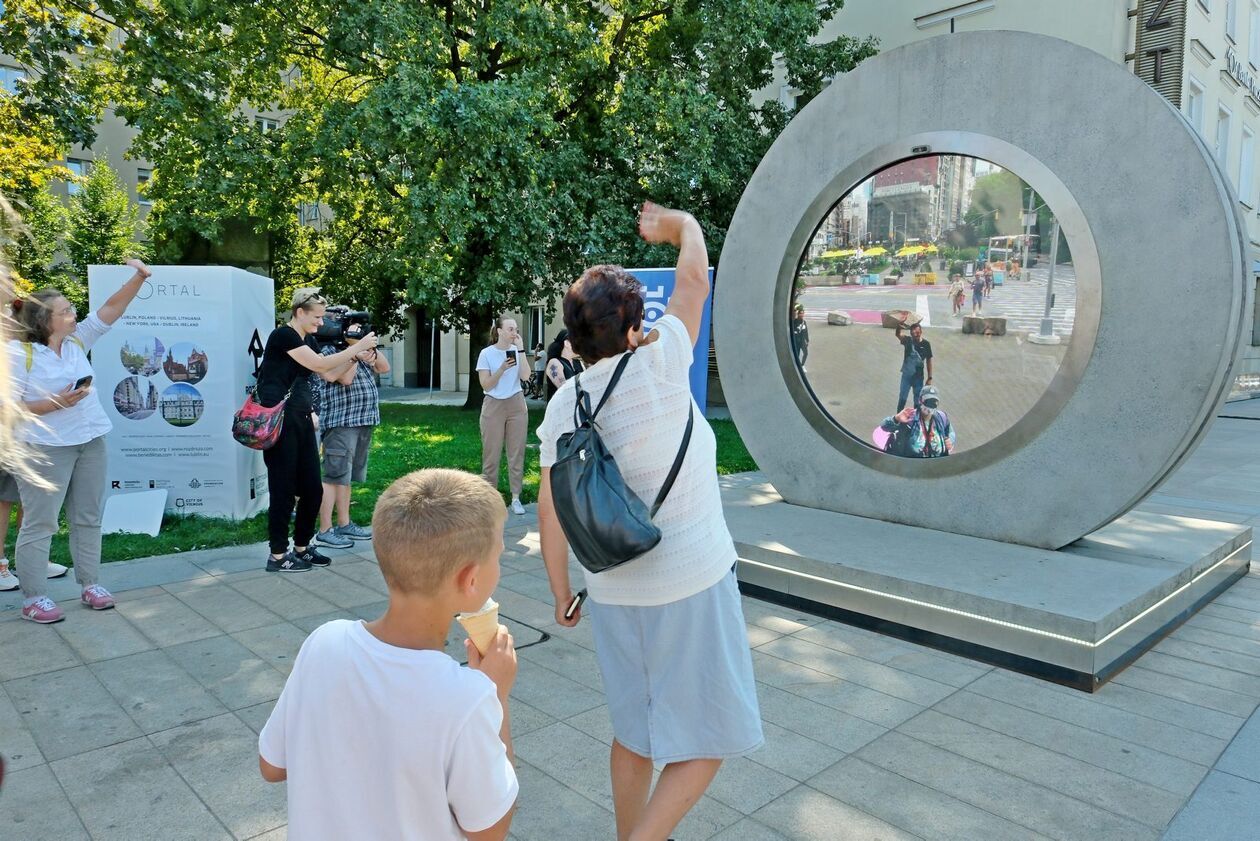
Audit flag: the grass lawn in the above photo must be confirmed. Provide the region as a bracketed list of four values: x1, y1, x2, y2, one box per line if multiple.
[13, 404, 757, 566]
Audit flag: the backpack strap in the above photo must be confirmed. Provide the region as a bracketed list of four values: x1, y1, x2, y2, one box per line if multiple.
[572, 351, 634, 427]
[23, 336, 86, 372]
[649, 402, 693, 518]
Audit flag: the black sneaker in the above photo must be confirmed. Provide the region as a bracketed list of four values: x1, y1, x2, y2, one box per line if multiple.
[296, 547, 332, 568]
[266, 552, 312, 573]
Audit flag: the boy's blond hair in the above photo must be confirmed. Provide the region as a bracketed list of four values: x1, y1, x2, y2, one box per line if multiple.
[373, 469, 506, 595]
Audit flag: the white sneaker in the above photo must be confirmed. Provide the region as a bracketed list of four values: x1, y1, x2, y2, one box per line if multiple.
[0, 565, 17, 591]
[47, 562, 69, 579]
[510, 498, 526, 516]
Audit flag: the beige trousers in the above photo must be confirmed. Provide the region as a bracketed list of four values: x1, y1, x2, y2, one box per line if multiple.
[480, 393, 527, 497]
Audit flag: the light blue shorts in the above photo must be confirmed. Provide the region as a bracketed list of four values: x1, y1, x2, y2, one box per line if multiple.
[588, 570, 764, 763]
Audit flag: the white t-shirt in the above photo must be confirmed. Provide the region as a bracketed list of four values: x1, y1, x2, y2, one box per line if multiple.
[476, 345, 526, 400]
[258, 620, 518, 841]
[536, 314, 737, 607]
[7, 313, 113, 447]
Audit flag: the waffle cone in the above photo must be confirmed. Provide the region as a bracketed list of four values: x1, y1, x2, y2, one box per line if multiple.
[457, 603, 500, 656]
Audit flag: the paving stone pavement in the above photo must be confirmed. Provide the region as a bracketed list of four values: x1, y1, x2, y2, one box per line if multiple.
[6, 409, 1260, 839]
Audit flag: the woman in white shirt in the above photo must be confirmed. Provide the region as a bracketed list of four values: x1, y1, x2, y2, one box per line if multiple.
[536, 203, 762, 841]
[476, 317, 530, 515]
[8, 260, 152, 623]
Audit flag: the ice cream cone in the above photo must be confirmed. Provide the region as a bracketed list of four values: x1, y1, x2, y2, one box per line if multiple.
[457, 598, 500, 656]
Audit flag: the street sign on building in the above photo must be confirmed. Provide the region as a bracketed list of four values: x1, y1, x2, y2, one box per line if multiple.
[89, 265, 275, 520]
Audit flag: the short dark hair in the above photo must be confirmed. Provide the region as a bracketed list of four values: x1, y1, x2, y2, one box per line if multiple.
[563, 265, 644, 364]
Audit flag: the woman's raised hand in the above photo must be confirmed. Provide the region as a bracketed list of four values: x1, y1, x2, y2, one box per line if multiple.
[638, 201, 692, 247]
[125, 259, 152, 280]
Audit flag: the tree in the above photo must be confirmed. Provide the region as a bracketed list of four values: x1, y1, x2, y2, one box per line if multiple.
[7, 186, 68, 292]
[6, 1, 877, 407]
[64, 160, 147, 311]
[0, 3, 116, 194]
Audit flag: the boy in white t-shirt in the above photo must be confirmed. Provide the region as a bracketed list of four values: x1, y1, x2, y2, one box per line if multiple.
[258, 468, 519, 841]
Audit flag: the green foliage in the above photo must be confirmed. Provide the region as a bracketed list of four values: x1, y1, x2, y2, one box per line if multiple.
[0, 2, 115, 198]
[5, 1, 876, 405]
[7, 185, 68, 291]
[63, 160, 147, 309]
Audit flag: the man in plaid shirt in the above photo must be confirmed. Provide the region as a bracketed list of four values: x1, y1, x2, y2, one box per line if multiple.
[313, 325, 391, 548]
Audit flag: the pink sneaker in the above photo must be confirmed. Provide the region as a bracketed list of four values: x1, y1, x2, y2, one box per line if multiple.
[21, 596, 64, 624]
[80, 585, 115, 610]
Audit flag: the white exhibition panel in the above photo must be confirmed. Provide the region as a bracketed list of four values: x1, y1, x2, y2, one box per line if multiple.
[88, 265, 275, 520]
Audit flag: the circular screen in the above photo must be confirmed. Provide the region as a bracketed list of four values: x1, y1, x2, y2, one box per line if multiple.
[790, 154, 1078, 458]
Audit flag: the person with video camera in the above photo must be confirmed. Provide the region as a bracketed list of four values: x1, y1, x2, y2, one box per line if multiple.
[256, 289, 377, 573]
[312, 311, 389, 549]
[477, 316, 531, 515]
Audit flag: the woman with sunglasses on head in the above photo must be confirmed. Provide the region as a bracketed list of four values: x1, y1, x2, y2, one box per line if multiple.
[7, 259, 151, 624]
[255, 288, 378, 573]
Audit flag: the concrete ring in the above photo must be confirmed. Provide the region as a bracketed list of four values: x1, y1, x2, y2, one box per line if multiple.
[716, 31, 1249, 548]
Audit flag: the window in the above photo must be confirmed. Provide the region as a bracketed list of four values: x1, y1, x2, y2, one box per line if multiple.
[527, 306, 546, 352]
[297, 202, 321, 225]
[136, 168, 152, 205]
[0, 66, 25, 95]
[1218, 104, 1234, 168]
[254, 116, 279, 133]
[1243, 127, 1256, 205]
[1187, 78, 1206, 134]
[1251, 1, 1260, 66]
[1229, 0, 1239, 40]
[65, 158, 88, 196]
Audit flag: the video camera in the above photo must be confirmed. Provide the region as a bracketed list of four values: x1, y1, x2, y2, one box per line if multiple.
[314, 305, 373, 350]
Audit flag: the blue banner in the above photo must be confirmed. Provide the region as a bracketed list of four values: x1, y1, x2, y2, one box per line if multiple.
[628, 267, 713, 413]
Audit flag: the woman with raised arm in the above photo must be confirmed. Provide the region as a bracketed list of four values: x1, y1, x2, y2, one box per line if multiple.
[536, 203, 762, 841]
[255, 288, 378, 574]
[8, 260, 152, 623]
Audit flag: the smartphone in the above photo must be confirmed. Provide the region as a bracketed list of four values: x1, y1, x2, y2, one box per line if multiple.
[565, 589, 588, 620]
[506, 349, 517, 365]
[73, 375, 93, 390]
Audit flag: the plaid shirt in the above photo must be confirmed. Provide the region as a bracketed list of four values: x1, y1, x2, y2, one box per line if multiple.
[313, 345, 380, 428]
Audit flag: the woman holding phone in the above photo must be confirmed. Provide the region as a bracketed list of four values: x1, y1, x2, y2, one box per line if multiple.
[8, 259, 151, 623]
[476, 316, 530, 515]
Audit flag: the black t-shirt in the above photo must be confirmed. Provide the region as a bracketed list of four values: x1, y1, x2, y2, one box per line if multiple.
[900, 335, 932, 363]
[256, 325, 320, 414]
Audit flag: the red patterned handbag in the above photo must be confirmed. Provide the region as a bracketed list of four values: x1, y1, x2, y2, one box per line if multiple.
[232, 391, 286, 450]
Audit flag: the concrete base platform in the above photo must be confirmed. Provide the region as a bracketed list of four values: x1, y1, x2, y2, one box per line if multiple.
[723, 474, 1252, 691]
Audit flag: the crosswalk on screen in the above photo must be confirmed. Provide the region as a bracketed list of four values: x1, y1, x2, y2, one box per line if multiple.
[789, 154, 1076, 458]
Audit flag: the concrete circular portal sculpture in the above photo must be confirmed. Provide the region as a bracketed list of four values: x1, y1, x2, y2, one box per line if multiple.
[716, 31, 1249, 549]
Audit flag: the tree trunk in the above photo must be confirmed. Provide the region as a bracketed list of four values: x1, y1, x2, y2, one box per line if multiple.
[462, 302, 494, 411]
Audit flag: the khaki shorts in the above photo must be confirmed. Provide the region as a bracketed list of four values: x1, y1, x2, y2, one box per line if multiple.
[321, 425, 374, 485]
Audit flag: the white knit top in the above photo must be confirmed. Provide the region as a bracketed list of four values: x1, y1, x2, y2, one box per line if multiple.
[537, 315, 737, 607]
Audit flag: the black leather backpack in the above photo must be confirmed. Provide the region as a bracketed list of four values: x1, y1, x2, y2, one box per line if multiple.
[549, 351, 693, 574]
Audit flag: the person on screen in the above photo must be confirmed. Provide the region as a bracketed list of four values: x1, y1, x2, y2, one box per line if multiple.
[791, 303, 810, 370]
[895, 320, 933, 412]
[881, 385, 955, 458]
